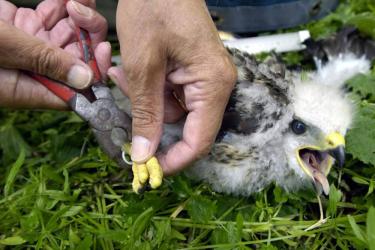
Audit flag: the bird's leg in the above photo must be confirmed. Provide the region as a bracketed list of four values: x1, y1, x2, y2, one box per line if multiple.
[304, 194, 329, 231]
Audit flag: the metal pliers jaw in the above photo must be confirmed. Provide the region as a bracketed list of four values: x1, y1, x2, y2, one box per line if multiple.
[71, 84, 164, 193]
[71, 84, 132, 168]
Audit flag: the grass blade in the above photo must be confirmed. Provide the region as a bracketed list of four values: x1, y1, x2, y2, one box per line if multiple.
[348, 215, 366, 243]
[4, 148, 25, 197]
[0, 236, 26, 246]
[367, 207, 375, 250]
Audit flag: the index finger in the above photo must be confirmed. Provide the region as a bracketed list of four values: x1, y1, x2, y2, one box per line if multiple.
[35, 0, 67, 30]
[36, 0, 96, 31]
[158, 89, 227, 176]
[65, 0, 107, 46]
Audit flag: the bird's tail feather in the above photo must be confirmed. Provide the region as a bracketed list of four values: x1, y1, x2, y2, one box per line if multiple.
[304, 27, 373, 87]
[304, 26, 375, 62]
[312, 53, 371, 87]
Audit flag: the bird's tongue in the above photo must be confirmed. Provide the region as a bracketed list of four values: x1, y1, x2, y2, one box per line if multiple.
[302, 151, 330, 195]
[313, 170, 330, 195]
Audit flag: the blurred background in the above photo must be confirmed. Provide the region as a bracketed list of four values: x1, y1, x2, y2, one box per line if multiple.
[10, 0, 339, 40]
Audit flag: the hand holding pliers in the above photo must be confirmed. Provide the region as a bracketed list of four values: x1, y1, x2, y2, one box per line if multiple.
[30, 4, 163, 193]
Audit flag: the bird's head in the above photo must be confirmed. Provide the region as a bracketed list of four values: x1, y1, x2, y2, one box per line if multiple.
[283, 75, 355, 195]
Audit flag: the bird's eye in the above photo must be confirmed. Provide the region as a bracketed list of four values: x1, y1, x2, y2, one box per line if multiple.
[291, 119, 306, 135]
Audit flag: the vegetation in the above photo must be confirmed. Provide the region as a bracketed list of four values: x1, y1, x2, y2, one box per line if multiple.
[0, 0, 374, 249]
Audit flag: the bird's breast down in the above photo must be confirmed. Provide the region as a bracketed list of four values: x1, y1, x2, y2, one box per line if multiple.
[185, 139, 296, 196]
[160, 124, 295, 196]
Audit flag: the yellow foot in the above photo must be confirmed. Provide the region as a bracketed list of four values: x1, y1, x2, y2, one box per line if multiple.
[132, 157, 163, 194]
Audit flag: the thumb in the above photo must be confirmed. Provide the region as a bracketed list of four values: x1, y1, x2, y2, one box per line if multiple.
[121, 55, 166, 164]
[0, 20, 93, 89]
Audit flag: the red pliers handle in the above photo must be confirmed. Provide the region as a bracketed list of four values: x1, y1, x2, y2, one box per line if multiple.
[30, 14, 132, 167]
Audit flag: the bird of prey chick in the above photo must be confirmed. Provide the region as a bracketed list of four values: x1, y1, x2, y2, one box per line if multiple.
[181, 50, 370, 197]
[115, 48, 370, 197]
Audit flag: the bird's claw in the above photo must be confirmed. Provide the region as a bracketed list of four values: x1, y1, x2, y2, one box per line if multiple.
[132, 157, 163, 194]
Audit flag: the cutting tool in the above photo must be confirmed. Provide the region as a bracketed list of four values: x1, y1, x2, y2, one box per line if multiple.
[29, 3, 163, 193]
[30, 25, 132, 168]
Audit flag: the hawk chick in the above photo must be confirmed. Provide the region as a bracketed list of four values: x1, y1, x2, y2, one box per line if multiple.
[113, 45, 370, 196]
[159, 50, 370, 196]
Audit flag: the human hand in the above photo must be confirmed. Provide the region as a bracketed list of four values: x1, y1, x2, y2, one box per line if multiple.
[0, 0, 111, 109]
[110, 0, 237, 175]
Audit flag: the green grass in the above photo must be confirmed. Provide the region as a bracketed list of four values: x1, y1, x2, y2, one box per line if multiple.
[1, 0, 375, 249]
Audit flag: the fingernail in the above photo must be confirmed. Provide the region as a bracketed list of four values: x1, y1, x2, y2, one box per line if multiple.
[131, 136, 152, 163]
[67, 64, 93, 88]
[108, 71, 119, 85]
[71, 0, 94, 17]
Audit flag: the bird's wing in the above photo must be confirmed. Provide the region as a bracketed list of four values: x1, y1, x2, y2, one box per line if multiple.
[209, 142, 252, 164]
[218, 49, 294, 147]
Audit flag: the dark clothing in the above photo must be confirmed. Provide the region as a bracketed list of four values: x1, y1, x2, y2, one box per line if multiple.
[205, 0, 339, 33]
[206, 0, 298, 7]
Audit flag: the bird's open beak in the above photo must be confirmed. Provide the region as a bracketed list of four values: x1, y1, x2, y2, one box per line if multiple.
[296, 132, 346, 195]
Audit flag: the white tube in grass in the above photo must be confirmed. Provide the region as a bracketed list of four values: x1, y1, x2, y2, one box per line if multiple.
[111, 30, 311, 65]
[223, 30, 311, 54]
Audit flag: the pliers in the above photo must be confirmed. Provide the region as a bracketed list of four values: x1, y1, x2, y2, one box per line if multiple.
[29, 6, 163, 193]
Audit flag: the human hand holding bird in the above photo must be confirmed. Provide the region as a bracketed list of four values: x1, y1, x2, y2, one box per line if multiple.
[114, 34, 371, 212]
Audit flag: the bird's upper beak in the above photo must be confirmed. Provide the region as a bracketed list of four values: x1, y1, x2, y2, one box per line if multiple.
[326, 132, 345, 168]
[296, 132, 346, 195]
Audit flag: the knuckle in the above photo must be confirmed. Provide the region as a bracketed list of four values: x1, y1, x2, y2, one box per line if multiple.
[122, 59, 145, 82]
[91, 12, 108, 35]
[122, 47, 163, 84]
[17, 8, 33, 20]
[125, 61, 155, 76]
[214, 55, 238, 88]
[31, 45, 62, 77]
[131, 96, 162, 129]
[123, 60, 139, 75]
[101, 17, 109, 32]
[204, 54, 237, 102]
